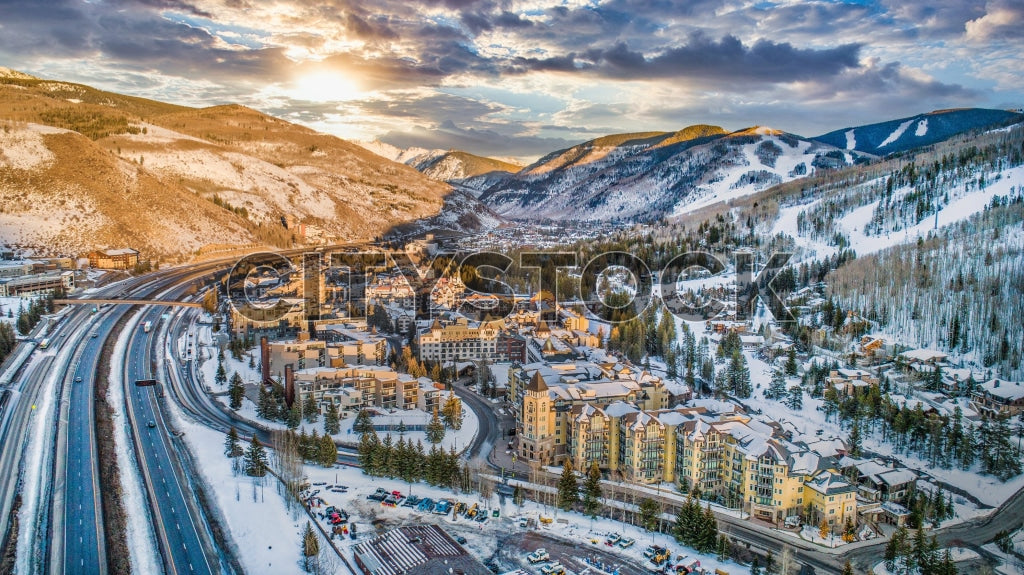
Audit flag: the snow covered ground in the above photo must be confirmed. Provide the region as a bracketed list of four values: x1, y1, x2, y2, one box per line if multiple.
[0, 296, 21, 327]
[190, 322, 479, 452]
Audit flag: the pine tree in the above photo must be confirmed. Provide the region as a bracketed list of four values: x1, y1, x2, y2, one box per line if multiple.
[215, 359, 227, 386]
[353, 409, 374, 435]
[228, 372, 245, 410]
[582, 461, 603, 517]
[750, 557, 761, 575]
[786, 384, 803, 410]
[380, 434, 397, 478]
[243, 436, 268, 477]
[841, 561, 854, 575]
[256, 384, 273, 419]
[556, 459, 579, 510]
[727, 350, 752, 398]
[885, 526, 909, 572]
[224, 427, 242, 458]
[768, 370, 788, 400]
[301, 522, 319, 572]
[697, 506, 717, 554]
[425, 412, 445, 444]
[303, 394, 318, 423]
[639, 497, 660, 532]
[848, 419, 862, 457]
[286, 402, 302, 429]
[786, 347, 798, 375]
[359, 429, 380, 473]
[324, 402, 340, 435]
[318, 434, 337, 467]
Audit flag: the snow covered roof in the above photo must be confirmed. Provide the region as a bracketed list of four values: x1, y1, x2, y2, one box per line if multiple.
[978, 378, 1024, 401]
[875, 469, 917, 487]
[603, 401, 640, 418]
[900, 348, 948, 363]
[805, 470, 856, 496]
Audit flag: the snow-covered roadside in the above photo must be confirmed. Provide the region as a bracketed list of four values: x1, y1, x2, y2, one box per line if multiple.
[14, 335, 78, 571]
[108, 308, 162, 575]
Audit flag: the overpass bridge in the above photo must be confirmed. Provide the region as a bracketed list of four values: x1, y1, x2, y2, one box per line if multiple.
[54, 299, 204, 309]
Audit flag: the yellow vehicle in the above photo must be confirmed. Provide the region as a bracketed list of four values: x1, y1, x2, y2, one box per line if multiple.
[539, 516, 553, 524]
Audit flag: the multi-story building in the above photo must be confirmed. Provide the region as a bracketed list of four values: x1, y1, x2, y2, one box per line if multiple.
[417, 316, 504, 362]
[0, 270, 74, 297]
[518, 381, 856, 524]
[292, 364, 446, 417]
[87, 248, 139, 270]
[971, 378, 1024, 417]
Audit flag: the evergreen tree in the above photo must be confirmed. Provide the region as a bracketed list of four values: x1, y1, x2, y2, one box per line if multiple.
[750, 557, 761, 575]
[425, 412, 445, 444]
[215, 358, 227, 386]
[841, 561, 854, 575]
[318, 434, 337, 467]
[380, 434, 397, 478]
[224, 427, 242, 458]
[767, 370, 788, 400]
[324, 402, 340, 435]
[228, 372, 245, 410]
[639, 497, 660, 532]
[786, 384, 804, 410]
[556, 459, 579, 510]
[301, 522, 319, 572]
[353, 409, 374, 435]
[848, 419, 862, 457]
[582, 461, 603, 517]
[727, 350, 752, 398]
[243, 436, 268, 476]
[358, 429, 380, 473]
[303, 394, 319, 423]
[697, 506, 717, 554]
[785, 347, 799, 375]
[286, 402, 302, 429]
[256, 384, 273, 419]
[885, 526, 909, 573]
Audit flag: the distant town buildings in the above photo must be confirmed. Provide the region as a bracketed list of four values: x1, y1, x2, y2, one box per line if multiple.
[87, 248, 139, 270]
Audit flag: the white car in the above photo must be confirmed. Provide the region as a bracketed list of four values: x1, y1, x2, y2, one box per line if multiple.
[527, 549, 549, 563]
[541, 562, 564, 574]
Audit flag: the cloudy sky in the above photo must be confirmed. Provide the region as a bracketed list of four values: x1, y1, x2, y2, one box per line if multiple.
[1, 0, 1021, 160]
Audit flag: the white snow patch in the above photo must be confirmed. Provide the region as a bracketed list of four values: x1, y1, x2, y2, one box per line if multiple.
[878, 119, 915, 148]
[915, 119, 928, 137]
[845, 129, 857, 150]
[0, 124, 57, 170]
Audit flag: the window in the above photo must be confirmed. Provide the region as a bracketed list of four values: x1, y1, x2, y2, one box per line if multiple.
[829, 509, 835, 514]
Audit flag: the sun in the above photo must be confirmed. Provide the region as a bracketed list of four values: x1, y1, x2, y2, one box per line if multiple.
[291, 70, 362, 103]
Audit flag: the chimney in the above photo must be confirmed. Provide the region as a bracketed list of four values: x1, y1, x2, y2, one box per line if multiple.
[260, 336, 270, 384]
[285, 364, 295, 407]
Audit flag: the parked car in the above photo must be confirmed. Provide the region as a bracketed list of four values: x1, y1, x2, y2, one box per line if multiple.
[618, 536, 636, 548]
[416, 498, 434, 512]
[402, 495, 420, 508]
[526, 548, 549, 563]
[455, 535, 468, 545]
[606, 533, 621, 546]
[541, 562, 564, 574]
[367, 488, 388, 501]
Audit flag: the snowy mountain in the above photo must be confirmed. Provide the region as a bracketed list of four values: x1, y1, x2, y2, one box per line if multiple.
[474, 125, 855, 222]
[359, 141, 522, 193]
[813, 108, 1023, 156]
[0, 70, 501, 258]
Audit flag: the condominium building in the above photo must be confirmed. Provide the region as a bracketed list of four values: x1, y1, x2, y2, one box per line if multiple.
[292, 365, 446, 418]
[417, 316, 505, 362]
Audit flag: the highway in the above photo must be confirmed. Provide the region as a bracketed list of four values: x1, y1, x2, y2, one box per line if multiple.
[57, 312, 122, 574]
[125, 304, 218, 575]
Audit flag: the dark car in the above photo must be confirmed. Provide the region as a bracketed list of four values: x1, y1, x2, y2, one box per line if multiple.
[455, 536, 468, 545]
[147, 421, 156, 428]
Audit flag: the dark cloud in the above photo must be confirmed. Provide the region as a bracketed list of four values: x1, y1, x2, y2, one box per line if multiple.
[510, 34, 861, 84]
[379, 121, 575, 158]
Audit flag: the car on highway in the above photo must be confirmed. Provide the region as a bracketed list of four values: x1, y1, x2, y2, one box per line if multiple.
[75, 376, 82, 382]
[147, 421, 156, 428]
